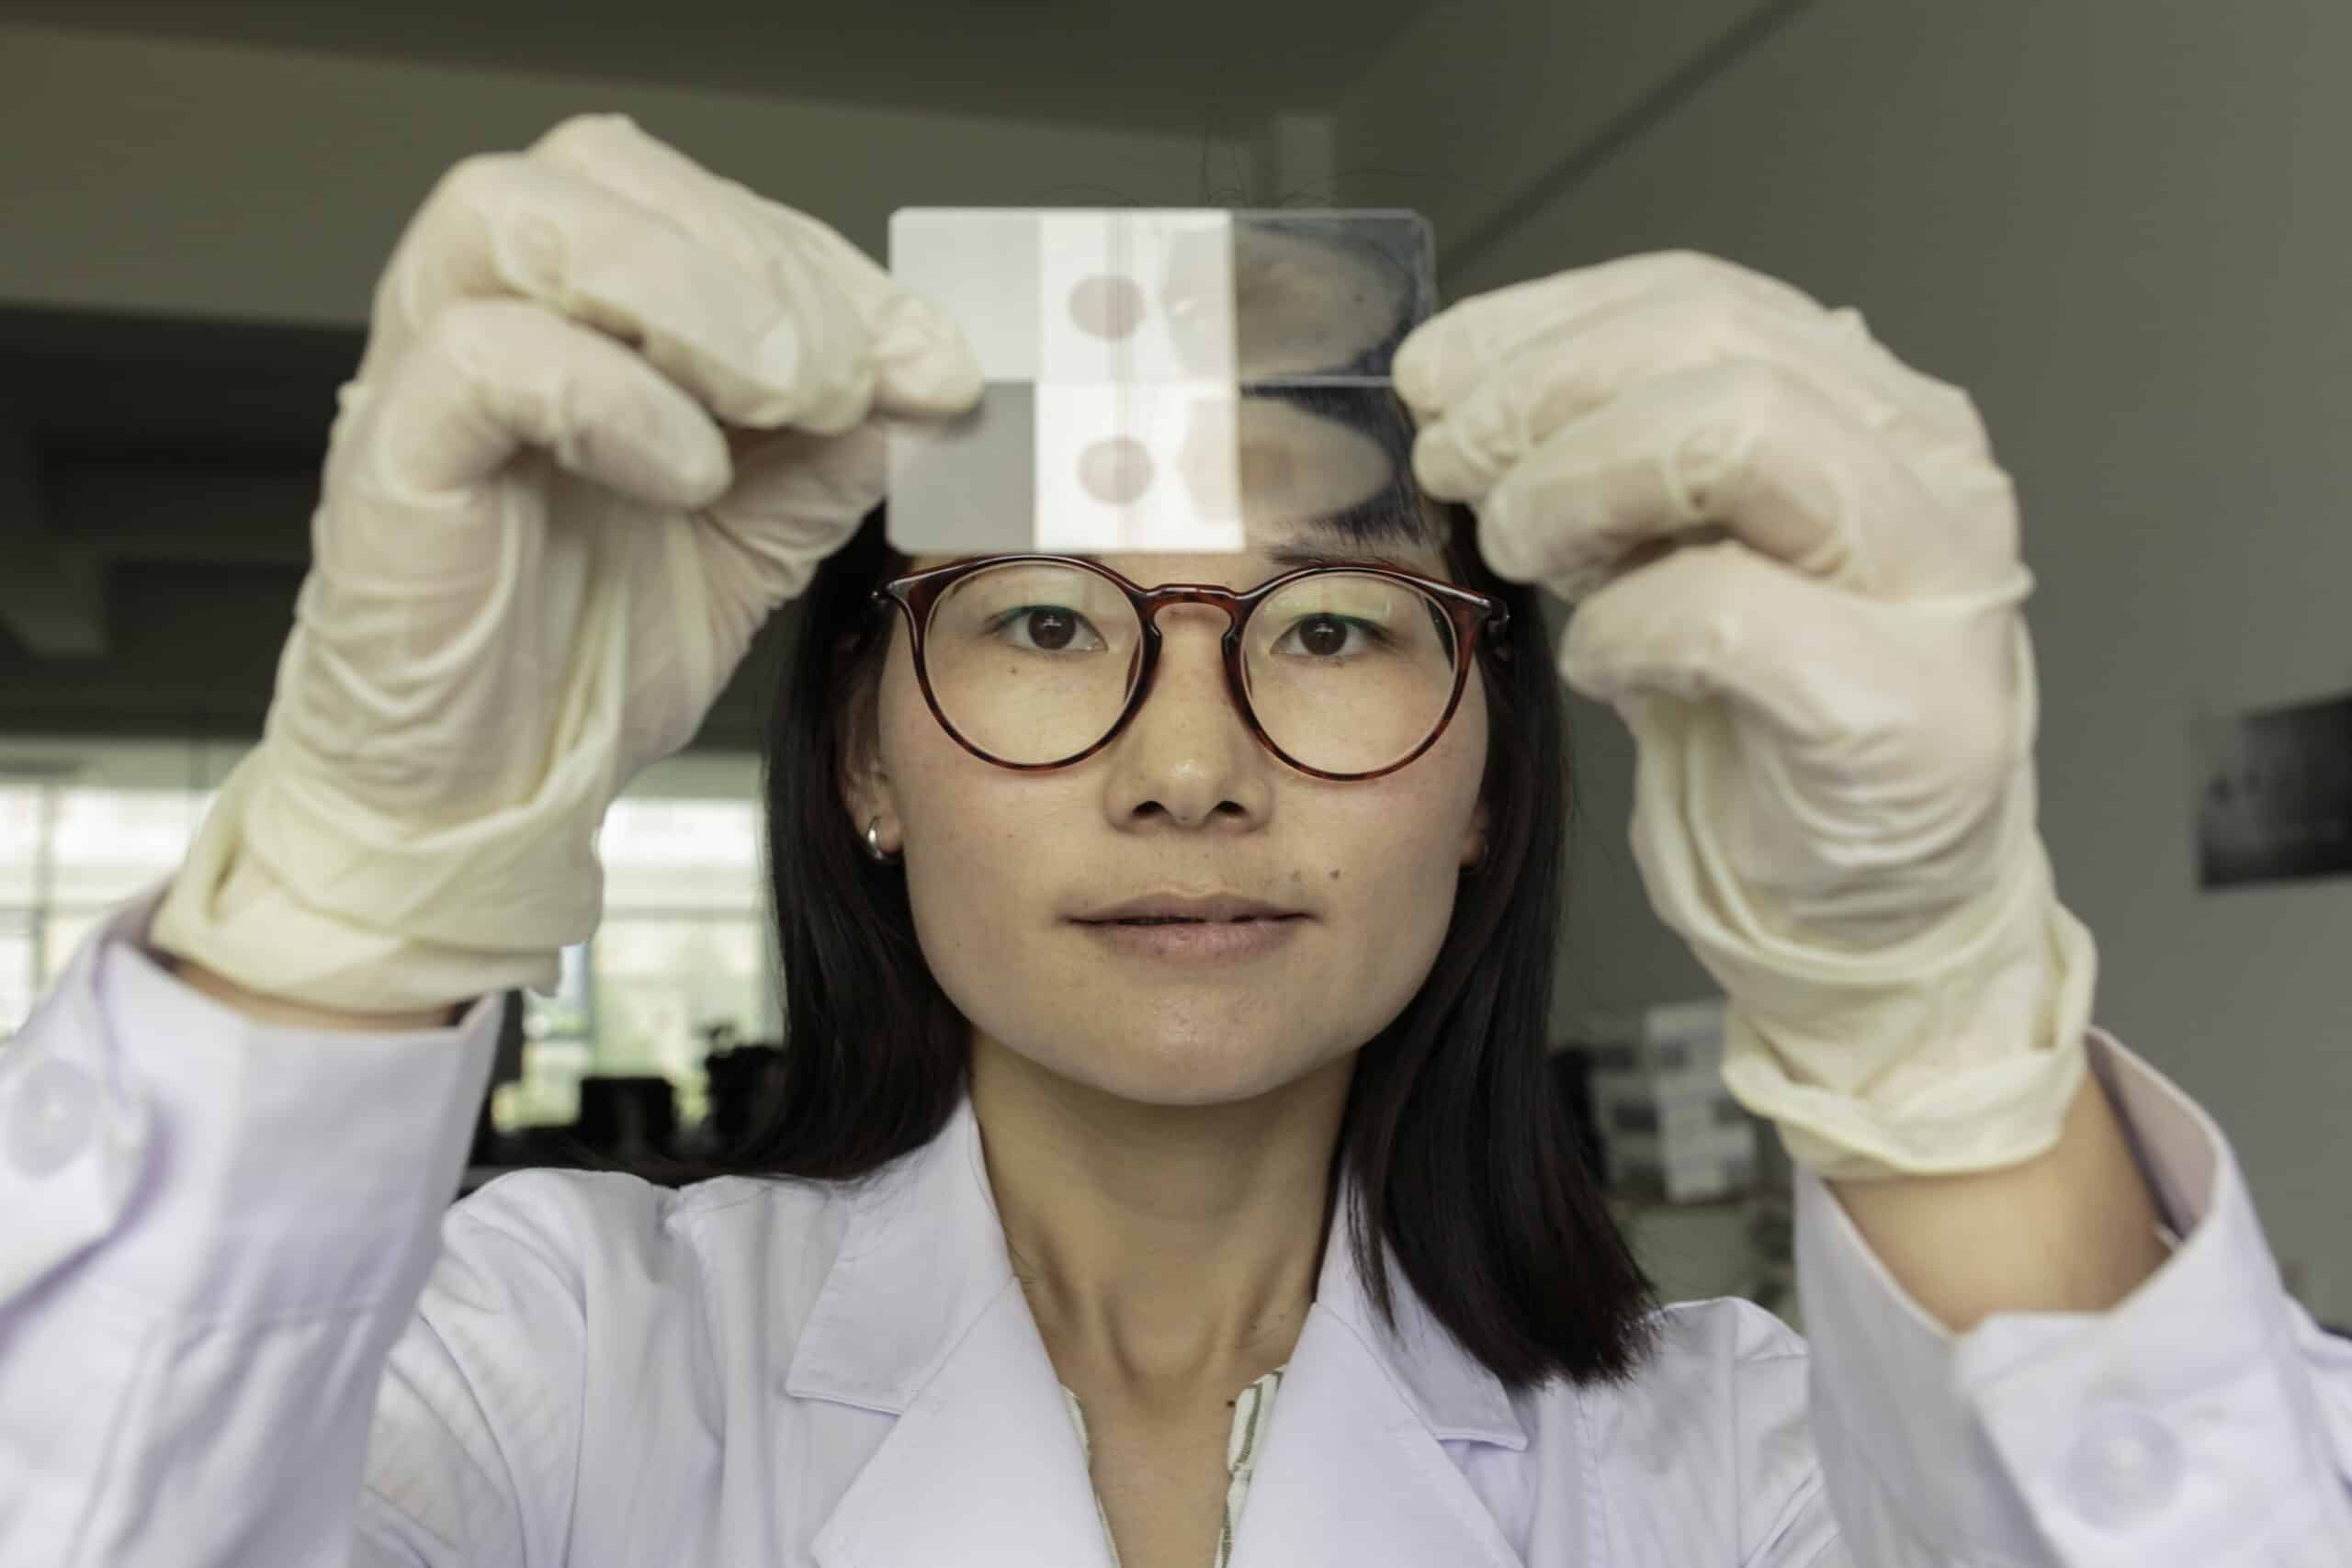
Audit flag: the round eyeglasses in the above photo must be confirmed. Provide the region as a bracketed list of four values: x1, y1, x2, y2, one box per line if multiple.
[870, 554, 1511, 782]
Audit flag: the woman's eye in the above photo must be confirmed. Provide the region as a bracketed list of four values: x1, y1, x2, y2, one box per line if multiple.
[1275, 615, 1387, 659]
[992, 606, 1105, 653]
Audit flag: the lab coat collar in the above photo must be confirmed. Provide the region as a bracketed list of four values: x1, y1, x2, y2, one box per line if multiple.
[790, 1081, 1532, 1567]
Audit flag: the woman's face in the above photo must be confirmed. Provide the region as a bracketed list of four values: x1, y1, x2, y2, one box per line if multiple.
[846, 518, 1493, 1110]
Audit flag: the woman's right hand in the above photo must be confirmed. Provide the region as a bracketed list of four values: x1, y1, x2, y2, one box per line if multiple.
[147, 114, 981, 1018]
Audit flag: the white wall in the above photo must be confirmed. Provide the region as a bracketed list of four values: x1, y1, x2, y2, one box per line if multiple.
[0, 22, 1260, 327]
[1424, 2, 2350, 1322]
[1329, 0, 1780, 276]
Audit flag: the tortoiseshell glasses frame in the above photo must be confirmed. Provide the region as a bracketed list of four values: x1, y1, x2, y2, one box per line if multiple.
[870, 553, 1513, 783]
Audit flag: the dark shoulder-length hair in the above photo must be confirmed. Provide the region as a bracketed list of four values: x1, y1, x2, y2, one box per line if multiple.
[625, 384, 1670, 1396]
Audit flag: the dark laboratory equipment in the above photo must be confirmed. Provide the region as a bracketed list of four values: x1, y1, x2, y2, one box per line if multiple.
[572, 1075, 678, 1162]
[698, 1040, 787, 1155]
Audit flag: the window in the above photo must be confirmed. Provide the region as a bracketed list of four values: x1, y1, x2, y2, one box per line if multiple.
[0, 739, 777, 1137]
[503, 780, 777, 1132]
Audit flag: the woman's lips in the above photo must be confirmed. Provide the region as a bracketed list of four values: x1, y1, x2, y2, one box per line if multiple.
[1073, 914, 1308, 963]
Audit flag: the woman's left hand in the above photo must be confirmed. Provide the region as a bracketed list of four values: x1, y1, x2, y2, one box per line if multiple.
[1393, 251, 2098, 1182]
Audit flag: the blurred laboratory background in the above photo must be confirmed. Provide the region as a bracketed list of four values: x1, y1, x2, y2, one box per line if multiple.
[4, 0, 2348, 1336]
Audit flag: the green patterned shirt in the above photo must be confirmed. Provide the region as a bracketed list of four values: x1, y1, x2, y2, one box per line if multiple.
[1058, 1364, 1288, 1568]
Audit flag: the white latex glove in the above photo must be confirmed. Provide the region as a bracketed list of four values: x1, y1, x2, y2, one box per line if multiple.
[1395, 251, 2097, 1182]
[148, 115, 981, 1015]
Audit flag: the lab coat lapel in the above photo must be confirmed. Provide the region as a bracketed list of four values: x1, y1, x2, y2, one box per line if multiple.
[792, 1084, 1530, 1568]
[793, 1087, 1115, 1568]
[808, 1280, 1116, 1566]
[1225, 1174, 1529, 1568]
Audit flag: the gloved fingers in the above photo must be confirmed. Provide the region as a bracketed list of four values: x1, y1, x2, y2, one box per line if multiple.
[1562, 536, 2029, 855]
[692, 421, 889, 651]
[1815, 305, 1993, 457]
[1394, 250, 1831, 420]
[1555, 536, 1892, 751]
[1475, 359, 2006, 603]
[526, 115, 981, 422]
[367, 149, 875, 435]
[1409, 287, 1991, 503]
[350, 295, 731, 509]
[764, 204, 985, 419]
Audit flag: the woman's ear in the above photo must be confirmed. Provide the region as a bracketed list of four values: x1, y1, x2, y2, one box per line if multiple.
[836, 656, 898, 844]
[1463, 798, 1492, 870]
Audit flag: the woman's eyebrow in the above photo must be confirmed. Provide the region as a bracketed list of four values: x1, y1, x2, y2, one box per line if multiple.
[931, 513, 1439, 575]
[1262, 507, 1443, 570]
[932, 542, 1426, 572]
[1259, 540, 1422, 570]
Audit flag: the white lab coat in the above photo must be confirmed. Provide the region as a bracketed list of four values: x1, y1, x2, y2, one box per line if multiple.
[3, 878, 2349, 1566]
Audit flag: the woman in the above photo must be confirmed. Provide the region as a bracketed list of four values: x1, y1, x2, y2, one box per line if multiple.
[3, 115, 2345, 1566]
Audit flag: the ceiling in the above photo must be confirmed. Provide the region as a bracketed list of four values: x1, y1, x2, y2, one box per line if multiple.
[0, 0, 1436, 131]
